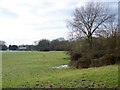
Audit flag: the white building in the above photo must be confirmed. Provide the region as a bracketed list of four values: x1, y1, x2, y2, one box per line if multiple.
[18, 45, 27, 50]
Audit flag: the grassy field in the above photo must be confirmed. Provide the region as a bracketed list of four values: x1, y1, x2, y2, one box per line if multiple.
[2, 51, 118, 88]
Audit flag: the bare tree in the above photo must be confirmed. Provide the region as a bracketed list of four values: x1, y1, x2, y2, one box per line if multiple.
[67, 2, 116, 48]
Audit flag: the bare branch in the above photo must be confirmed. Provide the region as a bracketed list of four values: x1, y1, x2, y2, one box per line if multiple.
[67, 2, 116, 48]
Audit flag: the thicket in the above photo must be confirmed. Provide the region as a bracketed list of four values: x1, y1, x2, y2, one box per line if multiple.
[68, 32, 120, 68]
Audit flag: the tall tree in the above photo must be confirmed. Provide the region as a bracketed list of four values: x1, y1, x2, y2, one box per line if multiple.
[67, 2, 116, 48]
[0, 41, 7, 50]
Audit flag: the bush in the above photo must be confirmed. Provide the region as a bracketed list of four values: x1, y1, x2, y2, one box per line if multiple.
[78, 57, 91, 68]
[69, 57, 91, 68]
[68, 32, 120, 68]
[90, 59, 100, 67]
[69, 61, 80, 68]
[70, 52, 82, 61]
[99, 54, 116, 66]
[116, 55, 120, 64]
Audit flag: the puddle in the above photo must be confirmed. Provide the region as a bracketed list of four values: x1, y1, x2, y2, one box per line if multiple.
[52, 65, 68, 69]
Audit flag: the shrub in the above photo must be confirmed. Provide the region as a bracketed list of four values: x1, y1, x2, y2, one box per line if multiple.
[90, 59, 100, 67]
[116, 55, 120, 64]
[69, 61, 80, 69]
[78, 56, 91, 68]
[70, 52, 82, 61]
[99, 54, 116, 66]
[68, 33, 120, 68]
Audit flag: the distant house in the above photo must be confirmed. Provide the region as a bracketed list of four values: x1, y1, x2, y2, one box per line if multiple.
[18, 45, 27, 51]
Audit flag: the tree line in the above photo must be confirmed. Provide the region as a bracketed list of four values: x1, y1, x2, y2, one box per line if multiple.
[34, 38, 70, 51]
[0, 38, 70, 51]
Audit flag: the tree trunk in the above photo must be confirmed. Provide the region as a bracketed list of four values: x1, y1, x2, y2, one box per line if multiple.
[87, 32, 93, 49]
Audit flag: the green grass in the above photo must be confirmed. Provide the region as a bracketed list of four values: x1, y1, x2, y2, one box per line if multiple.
[2, 51, 118, 88]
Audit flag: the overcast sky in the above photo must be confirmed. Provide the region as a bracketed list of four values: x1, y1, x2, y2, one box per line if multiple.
[0, 0, 119, 45]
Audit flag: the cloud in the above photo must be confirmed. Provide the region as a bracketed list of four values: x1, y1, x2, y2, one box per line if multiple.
[0, 7, 18, 18]
[0, 0, 118, 45]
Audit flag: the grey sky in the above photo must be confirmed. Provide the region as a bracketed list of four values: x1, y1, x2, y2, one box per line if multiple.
[0, 0, 119, 45]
